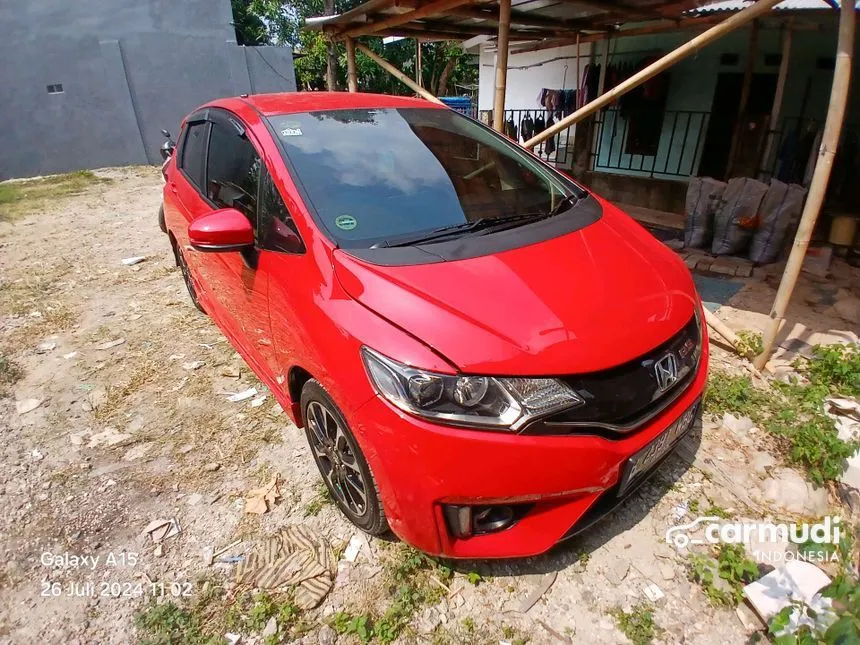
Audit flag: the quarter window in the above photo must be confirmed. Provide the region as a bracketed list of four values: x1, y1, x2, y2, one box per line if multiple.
[258, 167, 305, 254]
[206, 121, 260, 224]
[180, 121, 209, 189]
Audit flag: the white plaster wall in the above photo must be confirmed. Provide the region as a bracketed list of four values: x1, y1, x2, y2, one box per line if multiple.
[477, 42, 593, 112]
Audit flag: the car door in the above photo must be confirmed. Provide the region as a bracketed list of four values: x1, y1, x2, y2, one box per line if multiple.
[195, 109, 279, 381]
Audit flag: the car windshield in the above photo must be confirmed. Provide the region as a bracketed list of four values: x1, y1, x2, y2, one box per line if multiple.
[267, 108, 584, 248]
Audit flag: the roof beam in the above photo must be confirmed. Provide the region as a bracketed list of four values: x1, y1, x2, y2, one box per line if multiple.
[447, 6, 591, 30]
[380, 21, 562, 39]
[332, 0, 481, 40]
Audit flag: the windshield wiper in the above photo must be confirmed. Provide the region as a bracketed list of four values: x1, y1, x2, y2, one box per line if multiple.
[547, 192, 582, 218]
[377, 213, 550, 248]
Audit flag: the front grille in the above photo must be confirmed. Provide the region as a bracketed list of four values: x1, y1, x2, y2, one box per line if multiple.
[522, 313, 700, 436]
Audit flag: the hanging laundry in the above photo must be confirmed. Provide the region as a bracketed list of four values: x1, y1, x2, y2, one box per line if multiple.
[520, 114, 535, 141]
[545, 115, 556, 155]
[505, 117, 518, 140]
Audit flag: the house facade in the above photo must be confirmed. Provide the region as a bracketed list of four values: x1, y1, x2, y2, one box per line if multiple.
[472, 6, 860, 213]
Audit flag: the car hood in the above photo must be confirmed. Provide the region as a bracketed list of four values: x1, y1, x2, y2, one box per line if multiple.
[333, 199, 698, 375]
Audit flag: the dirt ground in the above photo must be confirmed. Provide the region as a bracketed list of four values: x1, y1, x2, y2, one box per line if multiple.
[0, 167, 858, 645]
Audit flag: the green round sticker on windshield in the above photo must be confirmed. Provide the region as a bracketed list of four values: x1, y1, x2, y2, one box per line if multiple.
[335, 215, 357, 231]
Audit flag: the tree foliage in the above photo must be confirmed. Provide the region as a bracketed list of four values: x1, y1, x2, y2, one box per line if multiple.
[229, 0, 477, 95]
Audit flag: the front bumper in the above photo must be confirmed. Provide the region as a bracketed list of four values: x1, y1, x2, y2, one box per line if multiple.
[352, 338, 709, 559]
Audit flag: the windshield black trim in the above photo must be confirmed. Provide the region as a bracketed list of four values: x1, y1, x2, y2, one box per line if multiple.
[344, 193, 602, 266]
[261, 107, 600, 262]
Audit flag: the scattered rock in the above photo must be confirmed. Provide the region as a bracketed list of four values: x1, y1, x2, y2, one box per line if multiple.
[659, 563, 675, 581]
[604, 558, 630, 585]
[122, 443, 152, 461]
[87, 428, 131, 448]
[95, 339, 125, 350]
[69, 431, 90, 446]
[262, 616, 277, 638]
[840, 452, 860, 490]
[750, 452, 776, 474]
[16, 399, 43, 415]
[187, 493, 203, 506]
[317, 625, 337, 645]
[86, 387, 108, 411]
[63, 351, 78, 360]
[721, 413, 755, 436]
[834, 296, 860, 325]
[762, 468, 830, 516]
[182, 361, 205, 371]
[204, 462, 221, 472]
[35, 341, 57, 354]
[178, 444, 194, 455]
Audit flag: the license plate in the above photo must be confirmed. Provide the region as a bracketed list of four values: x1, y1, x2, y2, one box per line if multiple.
[617, 400, 699, 496]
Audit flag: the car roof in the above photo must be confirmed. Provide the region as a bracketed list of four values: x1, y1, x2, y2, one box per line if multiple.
[237, 92, 445, 116]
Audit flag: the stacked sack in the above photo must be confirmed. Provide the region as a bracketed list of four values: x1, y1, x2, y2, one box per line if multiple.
[683, 176, 807, 263]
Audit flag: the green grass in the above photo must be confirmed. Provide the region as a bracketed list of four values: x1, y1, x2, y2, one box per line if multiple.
[0, 170, 110, 220]
[704, 343, 860, 485]
[688, 544, 760, 607]
[329, 545, 455, 643]
[610, 603, 659, 645]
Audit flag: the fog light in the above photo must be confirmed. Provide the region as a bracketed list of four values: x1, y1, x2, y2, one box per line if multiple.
[443, 504, 518, 538]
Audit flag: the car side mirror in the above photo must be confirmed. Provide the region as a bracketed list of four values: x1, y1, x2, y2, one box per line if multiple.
[188, 208, 254, 252]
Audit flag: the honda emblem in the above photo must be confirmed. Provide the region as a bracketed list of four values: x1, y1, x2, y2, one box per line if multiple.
[654, 353, 679, 391]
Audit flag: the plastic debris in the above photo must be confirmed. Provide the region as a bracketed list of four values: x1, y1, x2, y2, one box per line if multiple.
[121, 256, 147, 266]
[143, 518, 181, 543]
[672, 500, 689, 522]
[244, 475, 281, 514]
[343, 535, 364, 563]
[643, 582, 665, 602]
[744, 560, 832, 629]
[63, 351, 78, 359]
[31, 448, 44, 461]
[228, 387, 257, 403]
[225, 633, 241, 645]
[96, 338, 125, 350]
[250, 395, 266, 408]
[16, 398, 43, 415]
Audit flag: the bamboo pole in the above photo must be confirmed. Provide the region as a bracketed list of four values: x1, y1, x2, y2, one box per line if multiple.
[754, 0, 855, 370]
[523, 0, 782, 149]
[416, 39, 423, 88]
[493, 0, 512, 132]
[759, 26, 792, 179]
[355, 43, 444, 104]
[346, 38, 358, 92]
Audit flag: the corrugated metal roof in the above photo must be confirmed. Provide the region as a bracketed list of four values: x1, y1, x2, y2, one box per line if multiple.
[689, 0, 840, 13]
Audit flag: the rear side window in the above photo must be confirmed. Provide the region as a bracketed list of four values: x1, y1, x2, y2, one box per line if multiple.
[180, 122, 209, 189]
[206, 121, 260, 223]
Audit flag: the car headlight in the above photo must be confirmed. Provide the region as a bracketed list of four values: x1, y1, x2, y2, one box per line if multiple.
[360, 347, 584, 431]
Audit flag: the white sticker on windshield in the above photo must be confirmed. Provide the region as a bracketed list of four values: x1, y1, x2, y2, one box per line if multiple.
[280, 127, 303, 137]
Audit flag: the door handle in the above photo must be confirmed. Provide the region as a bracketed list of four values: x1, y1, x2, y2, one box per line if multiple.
[169, 182, 178, 193]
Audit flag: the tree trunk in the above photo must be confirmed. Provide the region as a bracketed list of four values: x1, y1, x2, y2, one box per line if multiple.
[436, 54, 458, 96]
[324, 0, 338, 91]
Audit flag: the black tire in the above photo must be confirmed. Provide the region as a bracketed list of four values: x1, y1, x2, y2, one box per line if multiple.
[301, 380, 389, 535]
[173, 238, 206, 314]
[158, 204, 167, 234]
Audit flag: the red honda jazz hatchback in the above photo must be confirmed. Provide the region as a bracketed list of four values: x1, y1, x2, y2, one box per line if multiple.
[161, 92, 707, 559]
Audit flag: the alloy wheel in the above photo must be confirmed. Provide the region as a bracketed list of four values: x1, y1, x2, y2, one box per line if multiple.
[306, 400, 368, 517]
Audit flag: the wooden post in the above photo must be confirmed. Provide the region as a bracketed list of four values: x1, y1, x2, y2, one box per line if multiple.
[523, 0, 782, 149]
[726, 20, 759, 177]
[493, 0, 511, 132]
[416, 39, 423, 88]
[355, 43, 444, 104]
[754, 0, 855, 370]
[759, 26, 792, 179]
[346, 38, 358, 93]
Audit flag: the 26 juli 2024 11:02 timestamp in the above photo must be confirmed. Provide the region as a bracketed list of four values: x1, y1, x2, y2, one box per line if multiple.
[39, 550, 193, 599]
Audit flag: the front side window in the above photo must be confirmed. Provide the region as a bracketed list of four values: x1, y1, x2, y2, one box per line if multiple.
[180, 121, 209, 189]
[267, 108, 588, 249]
[206, 120, 260, 223]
